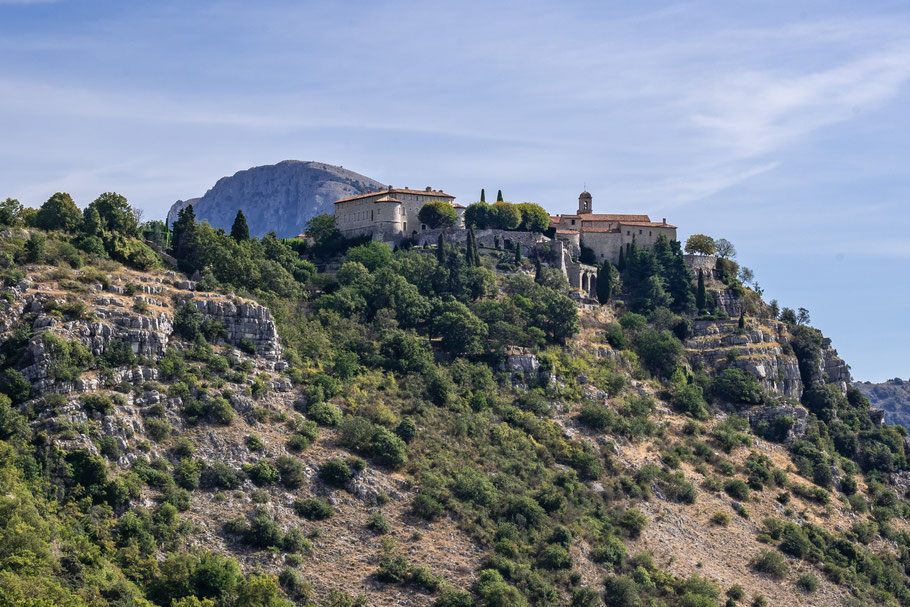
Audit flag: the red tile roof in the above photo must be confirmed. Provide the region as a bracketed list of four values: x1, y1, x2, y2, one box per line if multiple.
[620, 221, 677, 229]
[334, 187, 455, 204]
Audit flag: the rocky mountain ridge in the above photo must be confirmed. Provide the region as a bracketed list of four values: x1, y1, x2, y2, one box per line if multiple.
[856, 377, 910, 429]
[167, 160, 386, 238]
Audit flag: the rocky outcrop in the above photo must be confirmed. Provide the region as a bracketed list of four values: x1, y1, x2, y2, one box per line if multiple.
[821, 338, 850, 394]
[167, 160, 385, 238]
[176, 293, 283, 362]
[749, 405, 809, 444]
[855, 378, 910, 430]
[686, 320, 802, 399]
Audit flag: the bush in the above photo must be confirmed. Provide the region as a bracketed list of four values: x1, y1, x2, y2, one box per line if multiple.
[602, 575, 639, 607]
[537, 544, 571, 570]
[749, 549, 788, 579]
[412, 492, 444, 520]
[723, 479, 749, 500]
[713, 369, 763, 406]
[144, 417, 172, 442]
[591, 536, 626, 569]
[201, 461, 241, 489]
[275, 455, 305, 489]
[711, 511, 731, 526]
[367, 511, 391, 534]
[307, 401, 342, 426]
[796, 572, 818, 592]
[294, 497, 334, 520]
[82, 394, 114, 415]
[247, 460, 279, 486]
[319, 458, 353, 488]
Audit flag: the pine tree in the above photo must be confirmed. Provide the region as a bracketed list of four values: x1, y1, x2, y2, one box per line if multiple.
[171, 205, 197, 266]
[596, 261, 613, 305]
[496, 189, 503, 202]
[480, 188, 486, 203]
[436, 233, 446, 264]
[230, 209, 250, 242]
[515, 242, 522, 264]
[696, 268, 706, 313]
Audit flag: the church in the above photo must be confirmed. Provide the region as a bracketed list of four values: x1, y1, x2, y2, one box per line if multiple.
[550, 191, 677, 264]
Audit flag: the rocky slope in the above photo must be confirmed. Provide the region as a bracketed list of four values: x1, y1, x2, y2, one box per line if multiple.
[856, 378, 910, 429]
[167, 161, 385, 238]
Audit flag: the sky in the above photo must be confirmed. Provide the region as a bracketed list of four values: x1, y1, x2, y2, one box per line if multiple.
[1, 0, 909, 382]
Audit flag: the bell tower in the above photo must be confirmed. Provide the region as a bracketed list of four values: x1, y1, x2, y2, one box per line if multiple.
[578, 190, 593, 215]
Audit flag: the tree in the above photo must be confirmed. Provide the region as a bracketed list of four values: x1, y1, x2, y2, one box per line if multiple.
[738, 266, 754, 285]
[467, 226, 480, 266]
[464, 202, 491, 229]
[418, 200, 457, 229]
[230, 210, 250, 242]
[684, 234, 716, 256]
[797, 307, 810, 325]
[496, 189, 503, 202]
[489, 201, 521, 230]
[0, 198, 23, 227]
[617, 246, 625, 272]
[514, 242, 522, 264]
[86, 192, 139, 235]
[780, 307, 797, 325]
[480, 188, 486, 203]
[596, 261, 615, 304]
[82, 207, 102, 236]
[305, 213, 340, 249]
[516, 203, 549, 232]
[432, 300, 488, 357]
[436, 233, 446, 264]
[768, 299, 780, 320]
[738, 311, 745, 330]
[696, 269, 706, 313]
[715, 238, 736, 259]
[36, 192, 82, 232]
[171, 205, 198, 271]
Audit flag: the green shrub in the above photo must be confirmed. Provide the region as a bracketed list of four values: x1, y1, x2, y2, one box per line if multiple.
[713, 368, 763, 405]
[307, 401, 342, 426]
[319, 458, 353, 488]
[275, 455, 305, 489]
[723, 479, 749, 500]
[591, 536, 626, 569]
[246, 460, 279, 486]
[412, 492, 444, 520]
[82, 394, 114, 415]
[749, 549, 788, 579]
[201, 461, 241, 489]
[245, 434, 265, 451]
[294, 497, 334, 520]
[367, 511, 391, 534]
[796, 572, 818, 592]
[144, 417, 172, 442]
[711, 512, 731, 526]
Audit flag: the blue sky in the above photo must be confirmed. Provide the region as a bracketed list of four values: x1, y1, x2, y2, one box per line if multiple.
[1, 0, 909, 382]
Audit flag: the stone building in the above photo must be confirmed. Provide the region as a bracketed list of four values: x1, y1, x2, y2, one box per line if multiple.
[334, 185, 464, 240]
[550, 191, 677, 263]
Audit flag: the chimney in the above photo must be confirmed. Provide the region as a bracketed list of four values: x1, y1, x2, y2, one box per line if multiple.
[662, 218, 666, 225]
[388, 185, 392, 191]
[426, 186, 431, 192]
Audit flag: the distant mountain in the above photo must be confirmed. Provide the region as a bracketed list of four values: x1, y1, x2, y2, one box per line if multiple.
[167, 160, 385, 238]
[855, 378, 910, 429]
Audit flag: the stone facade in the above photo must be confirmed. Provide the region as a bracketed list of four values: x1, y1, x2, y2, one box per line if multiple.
[550, 192, 677, 264]
[334, 186, 464, 240]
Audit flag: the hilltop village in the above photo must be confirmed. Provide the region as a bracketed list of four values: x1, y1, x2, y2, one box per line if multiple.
[331, 187, 678, 298]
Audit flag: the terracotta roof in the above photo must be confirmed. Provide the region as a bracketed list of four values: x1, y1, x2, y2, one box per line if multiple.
[555, 229, 578, 235]
[580, 227, 619, 233]
[375, 195, 402, 204]
[334, 187, 455, 204]
[620, 221, 677, 229]
[452, 203, 466, 209]
[584, 213, 650, 221]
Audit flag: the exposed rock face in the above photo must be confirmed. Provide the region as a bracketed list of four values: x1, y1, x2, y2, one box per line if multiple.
[175, 293, 282, 361]
[686, 320, 802, 399]
[855, 377, 910, 429]
[749, 405, 809, 444]
[3, 269, 284, 396]
[821, 338, 851, 394]
[166, 161, 386, 238]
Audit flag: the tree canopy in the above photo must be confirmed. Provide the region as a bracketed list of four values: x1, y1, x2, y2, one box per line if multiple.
[418, 200, 458, 229]
[684, 234, 716, 256]
[36, 192, 82, 232]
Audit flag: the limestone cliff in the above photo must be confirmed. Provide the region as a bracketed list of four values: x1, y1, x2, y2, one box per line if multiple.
[166, 161, 385, 238]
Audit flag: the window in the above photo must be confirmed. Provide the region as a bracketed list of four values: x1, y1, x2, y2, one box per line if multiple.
[571, 219, 576, 225]
[639, 229, 642, 235]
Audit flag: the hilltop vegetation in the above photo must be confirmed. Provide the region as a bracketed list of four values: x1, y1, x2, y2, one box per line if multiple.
[0, 193, 908, 607]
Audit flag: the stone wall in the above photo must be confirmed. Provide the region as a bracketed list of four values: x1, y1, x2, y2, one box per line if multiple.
[684, 254, 717, 274]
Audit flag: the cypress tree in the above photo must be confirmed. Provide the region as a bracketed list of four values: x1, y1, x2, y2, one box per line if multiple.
[464, 230, 474, 267]
[496, 189, 504, 202]
[515, 242, 522, 264]
[738, 311, 745, 330]
[469, 226, 480, 266]
[436, 233, 446, 264]
[480, 188, 486, 203]
[596, 261, 613, 305]
[696, 268, 706, 313]
[617, 246, 625, 273]
[534, 256, 543, 283]
[230, 209, 250, 242]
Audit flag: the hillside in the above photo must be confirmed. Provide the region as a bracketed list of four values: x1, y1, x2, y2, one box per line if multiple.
[167, 161, 386, 238]
[856, 378, 910, 430]
[0, 195, 909, 607]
